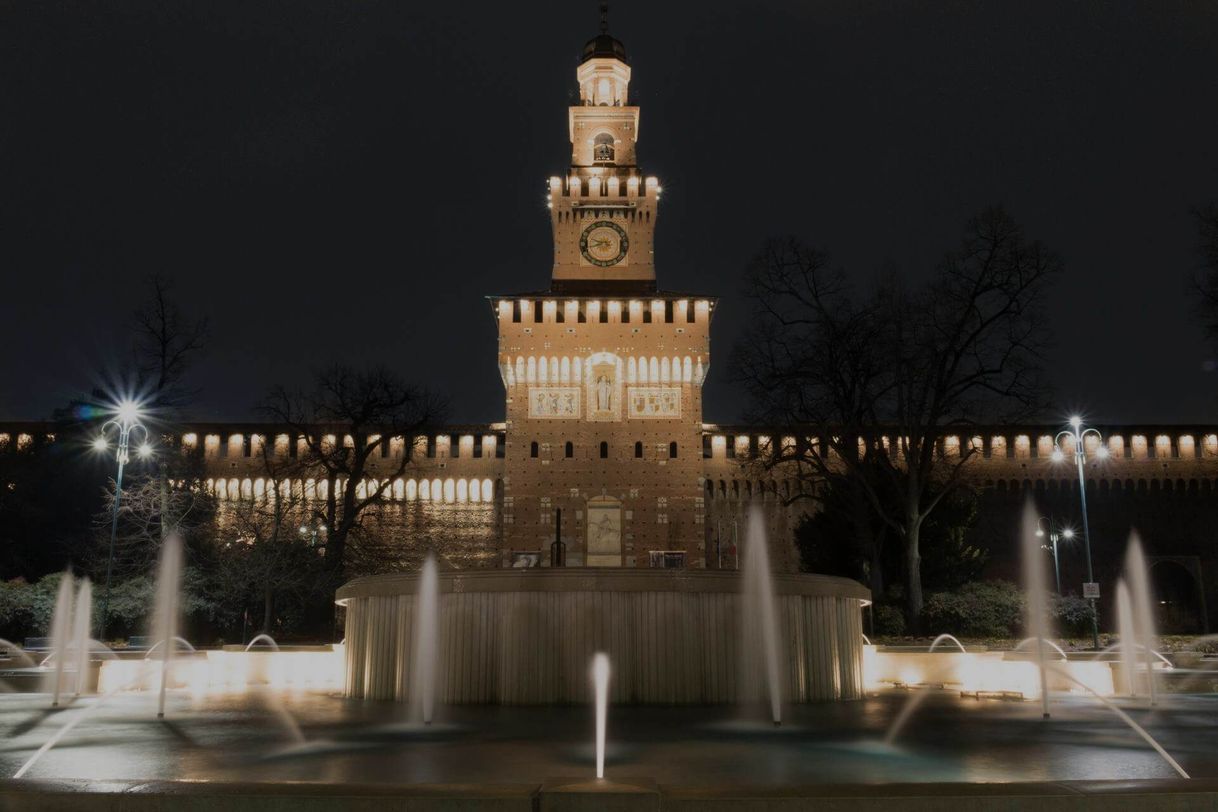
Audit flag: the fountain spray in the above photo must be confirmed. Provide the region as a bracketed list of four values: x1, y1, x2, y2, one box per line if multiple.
[742, 503, 782, 725]
[591, 652, 610, 779]
[1116, 580, 1137, 697]
[71, 578, 92, 695]
[48, 572, 75, 707]
[1125, 533, 1158, 706]
[411, 552, 440, 725]
[153, 535, 183, 718]
[1020, 500, 1052, 718]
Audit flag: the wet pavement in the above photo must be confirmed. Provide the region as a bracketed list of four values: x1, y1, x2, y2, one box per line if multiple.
[1, 689, 1216, 785]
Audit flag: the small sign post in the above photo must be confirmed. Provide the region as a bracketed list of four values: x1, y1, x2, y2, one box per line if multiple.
[1083, 582, 1100, 600]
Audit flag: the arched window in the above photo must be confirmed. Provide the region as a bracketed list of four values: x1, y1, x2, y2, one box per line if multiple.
[634, 441, 643, 458]
[565, 441, 574, 458]
[669, 441, 678, 458]
[530, 441, 539, 458]
[600, 441, 609, 459]
[593, 132, 615, 163]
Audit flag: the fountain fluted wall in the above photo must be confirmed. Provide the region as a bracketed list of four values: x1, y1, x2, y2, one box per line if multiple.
[336, 569, 870, 704]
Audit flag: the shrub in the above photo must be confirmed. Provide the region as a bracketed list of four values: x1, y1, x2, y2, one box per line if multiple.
[872, 604, 905, 636]
[1051, 593, 1096, 637]
[0, 578, 35, 641]
[921, 580, 1024, 638]
[0, 569, 221, 644]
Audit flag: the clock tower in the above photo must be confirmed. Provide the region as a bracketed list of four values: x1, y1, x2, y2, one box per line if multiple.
[491, 10, 714, 569]
[549, 11, 658, 293]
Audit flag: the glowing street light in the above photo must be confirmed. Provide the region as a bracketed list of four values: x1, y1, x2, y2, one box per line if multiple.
[299, 520, 328, 552]
[92, 398, 150, 638]
[1051, 415, 1105, 649]
[1036, 517, 1075, 596]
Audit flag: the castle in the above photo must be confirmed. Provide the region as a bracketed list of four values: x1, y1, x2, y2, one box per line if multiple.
[4, 22, 1218, 621]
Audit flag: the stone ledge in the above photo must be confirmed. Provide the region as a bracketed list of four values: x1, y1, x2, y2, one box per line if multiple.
[4, 778, 1217, 812]
[336, 568, 871, 602]
[541, 777, 660, 812]
[0, 779, 540, 811]
[662, 780, 1218, 810]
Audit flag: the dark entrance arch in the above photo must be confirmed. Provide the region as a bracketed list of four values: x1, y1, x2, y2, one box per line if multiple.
[1148, 557, 1209, 634]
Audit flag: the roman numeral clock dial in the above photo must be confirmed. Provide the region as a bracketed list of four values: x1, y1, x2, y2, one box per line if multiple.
[579, 220, 629, 267]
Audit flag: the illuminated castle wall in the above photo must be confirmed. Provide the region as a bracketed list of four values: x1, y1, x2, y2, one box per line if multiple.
[4, 27, 1218, 587]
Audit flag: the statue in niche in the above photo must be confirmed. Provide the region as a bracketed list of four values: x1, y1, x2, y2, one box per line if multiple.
[596, 374, 612, 411]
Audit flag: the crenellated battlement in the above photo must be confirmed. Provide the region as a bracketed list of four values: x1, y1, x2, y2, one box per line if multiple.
[699, 424, 1218, 500]
[9, 421, 1217, 487]
[548, 174, 658, 201]
[491, 296, 711, 326]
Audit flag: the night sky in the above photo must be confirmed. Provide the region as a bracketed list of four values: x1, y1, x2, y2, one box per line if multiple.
[2, 1, 1217, 425]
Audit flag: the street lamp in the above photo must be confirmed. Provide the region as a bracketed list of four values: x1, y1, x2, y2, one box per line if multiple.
[92, 399, 149, 639]
[1051, 415, 1106, 649]
[299, 520, 327, 553]
[1035, 517, 1075, 596]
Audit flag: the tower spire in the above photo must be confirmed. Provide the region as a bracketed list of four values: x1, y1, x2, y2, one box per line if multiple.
[599, 2, 609, 34]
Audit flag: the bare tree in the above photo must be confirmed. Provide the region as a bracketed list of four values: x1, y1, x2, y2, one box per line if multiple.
[131, 274, 209, 413]
[1194, 204, 1218, 341]
[94, 452, 215, 579]
[216, 450, 326, 636]
[735, 208, 1059, 628]
[732, 238, 892, 594]
[258, 364, 443, 581]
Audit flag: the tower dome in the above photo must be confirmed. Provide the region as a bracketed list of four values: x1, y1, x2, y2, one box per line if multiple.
[581, 3, 627, 65]
[581, 33, 627, 65]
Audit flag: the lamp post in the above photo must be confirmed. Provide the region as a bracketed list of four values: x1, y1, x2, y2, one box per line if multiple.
[299, 519, 327, 552]
[93, 400, 150, 640]
[1035, 517, 1076, 596]
[1051, 416, 1107, 650]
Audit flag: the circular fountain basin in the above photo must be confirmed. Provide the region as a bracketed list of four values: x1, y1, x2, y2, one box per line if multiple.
[336, 568, 870, 704]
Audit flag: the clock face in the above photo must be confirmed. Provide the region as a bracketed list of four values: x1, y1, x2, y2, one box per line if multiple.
[579, 220, 629, 267]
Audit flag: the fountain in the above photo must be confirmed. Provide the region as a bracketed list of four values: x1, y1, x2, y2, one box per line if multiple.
[243, 634, 306, 744]
[410, 552, 440, 725]
[591, 652, 610, 779]
[152, 535, 183, 718]
[1116, 579, 1138, 697]
[885, 634, 973, 744]
[740, 503, 782, 725]
[1045, 662, 1189, 779]
[70, 577, 92, 696]
[0, 639, 35, 669]
[928, 634, 967, 654]
[1125, 533, 1158, 706]
[1020, 500, 1052, 718]
[339, 565, 868, 704]
[46, 571, 75, 707]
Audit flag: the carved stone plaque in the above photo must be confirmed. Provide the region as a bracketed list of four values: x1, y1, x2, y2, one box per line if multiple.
[628, 386, 681, 418]
[528, 387, 581, 419]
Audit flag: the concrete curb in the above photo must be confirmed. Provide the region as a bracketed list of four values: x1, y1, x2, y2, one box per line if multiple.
[3, 778, 1218, 812]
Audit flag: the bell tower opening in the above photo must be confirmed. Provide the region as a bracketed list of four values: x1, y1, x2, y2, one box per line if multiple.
[593, 132, 615, 164]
